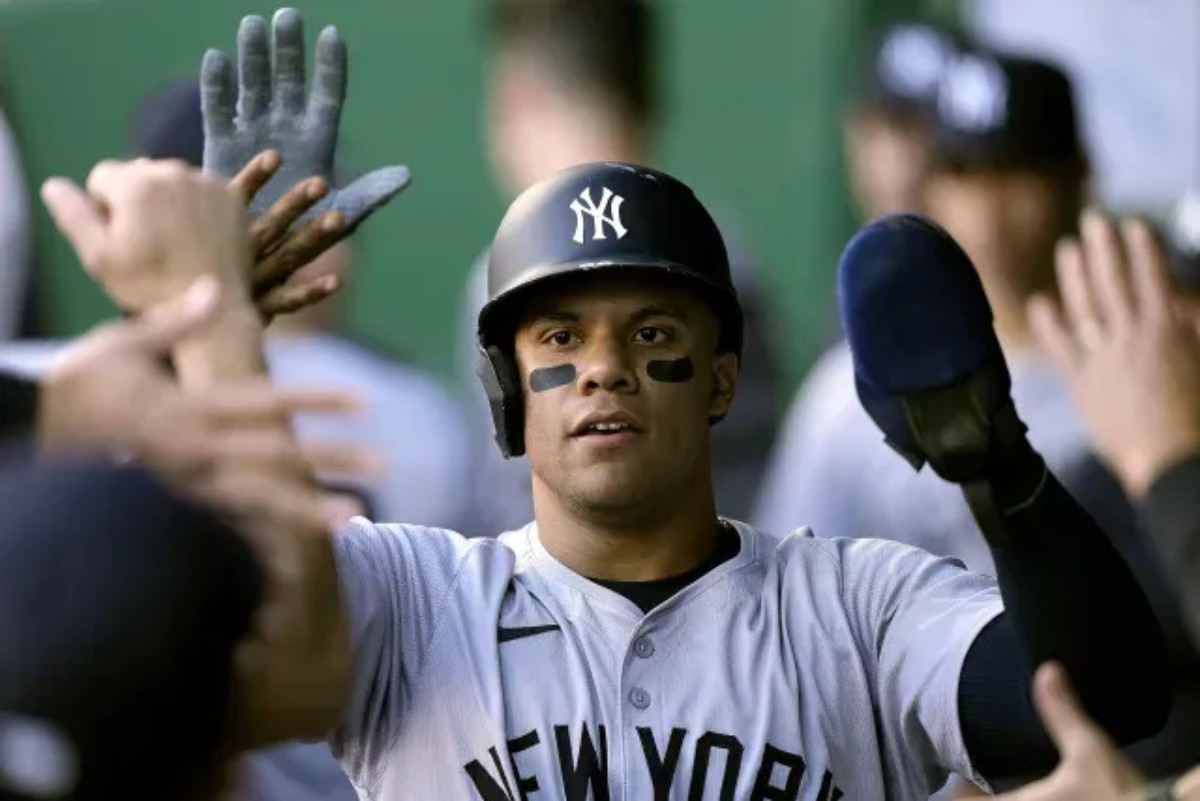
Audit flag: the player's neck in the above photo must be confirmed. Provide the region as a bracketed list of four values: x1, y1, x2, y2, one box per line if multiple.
[979, 261, 1057, 356]
[531, 479, 720, 582]
[988, 289, 1039, 356]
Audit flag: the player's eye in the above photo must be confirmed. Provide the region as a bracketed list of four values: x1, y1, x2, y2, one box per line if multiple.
[633, 326, 670, 345]
[543, 330, 578, 348]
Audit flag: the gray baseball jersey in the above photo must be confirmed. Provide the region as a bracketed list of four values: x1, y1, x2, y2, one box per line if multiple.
[330, 519, 1003, 800]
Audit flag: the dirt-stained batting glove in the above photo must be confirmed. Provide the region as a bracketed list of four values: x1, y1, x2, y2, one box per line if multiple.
[200, 7, 411, 235]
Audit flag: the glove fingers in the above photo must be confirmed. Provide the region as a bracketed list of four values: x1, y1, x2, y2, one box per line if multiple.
[200, 49, 236, 139]
[271, 8, 307, 118]
[307, 25, 347, 133]
[334, 165, 412, 232]
[237, 15, 271, 122]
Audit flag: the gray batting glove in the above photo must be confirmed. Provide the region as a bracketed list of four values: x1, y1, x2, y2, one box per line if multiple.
[200, 7, 411, 235]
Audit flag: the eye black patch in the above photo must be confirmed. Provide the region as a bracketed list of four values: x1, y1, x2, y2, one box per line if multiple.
[529, 364, 577, 392]
[646, 358, 695, 383]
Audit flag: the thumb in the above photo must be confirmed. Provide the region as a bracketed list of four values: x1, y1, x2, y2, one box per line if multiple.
[1031, 662, 1112, 761]
[41, 177, 109, 271]
[125, 277, 222, 353]
[335, 164, 412, 232]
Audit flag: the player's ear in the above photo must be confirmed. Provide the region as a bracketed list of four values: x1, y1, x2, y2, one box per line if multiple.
[708, 351, 738, 419]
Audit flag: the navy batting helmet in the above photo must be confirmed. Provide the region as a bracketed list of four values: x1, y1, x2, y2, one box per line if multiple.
[476, 161, 742, 458]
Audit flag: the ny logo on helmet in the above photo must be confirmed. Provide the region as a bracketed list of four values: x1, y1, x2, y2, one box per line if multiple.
[570, 186, 628, 244]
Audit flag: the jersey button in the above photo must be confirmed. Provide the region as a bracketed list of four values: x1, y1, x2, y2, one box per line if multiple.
[633, 636, 655, 659]
[629, 688, 651, 710]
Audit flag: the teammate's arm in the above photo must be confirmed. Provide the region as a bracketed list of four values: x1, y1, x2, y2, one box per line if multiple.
[838, 215, 1172, 789]
[952, 214, 1192, 784]
[1138, 453, 1200, 647]
[41, 158, 352, 748]
[1030, 213, 1200, 651]
[952, 445, 1170, 785]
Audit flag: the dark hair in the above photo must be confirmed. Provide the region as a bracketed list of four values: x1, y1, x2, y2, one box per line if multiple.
[486, 0, 659, 129]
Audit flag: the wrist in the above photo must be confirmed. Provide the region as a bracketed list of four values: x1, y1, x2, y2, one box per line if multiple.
[173, 299, 268, 387]
[1143, 775, 1182, 801]
[1114, 436, 1200, 500]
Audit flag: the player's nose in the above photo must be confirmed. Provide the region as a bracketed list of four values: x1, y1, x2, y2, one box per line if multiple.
[576, 333, 638, 394]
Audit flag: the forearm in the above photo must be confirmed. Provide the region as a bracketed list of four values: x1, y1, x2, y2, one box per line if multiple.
[172, 297, 269, 386]
[1138, 452, 1200, 649]
[229, 525, 351, 751]
[959, 443, 1172, 781]
[170, 293, 351, 749]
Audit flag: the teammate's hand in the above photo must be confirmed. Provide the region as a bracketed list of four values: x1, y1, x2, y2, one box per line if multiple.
[229, 149, 346, 321]
[41, 159, 253, 314]
[1029, 210, 1200, 497]
[991, 663, 1147, 801]
[201, 8, 410, 242]
[39, 277, 377, 523]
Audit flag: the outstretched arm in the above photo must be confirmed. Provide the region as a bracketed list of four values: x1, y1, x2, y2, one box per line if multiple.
[1031, 211, 1200, 651]
[43, 157, 349, 748]
[955, 440, 1169, 783]
[837, 214, 1171, 786]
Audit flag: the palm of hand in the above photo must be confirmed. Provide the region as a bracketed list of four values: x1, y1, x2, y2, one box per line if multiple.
[210, 111, 335, 220]
[1075, 311, 1200, 492]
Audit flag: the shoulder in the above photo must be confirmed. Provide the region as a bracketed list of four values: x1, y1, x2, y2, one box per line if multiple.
[334, 519, 519, 583]
[765, 526, 982, 589]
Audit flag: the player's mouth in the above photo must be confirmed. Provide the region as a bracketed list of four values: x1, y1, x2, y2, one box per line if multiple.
[570, 411, 644, 445]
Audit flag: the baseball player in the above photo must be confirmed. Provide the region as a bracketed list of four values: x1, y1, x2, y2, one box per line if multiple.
[54, 9, 1172, 800]
[137, 154, 1166, 801]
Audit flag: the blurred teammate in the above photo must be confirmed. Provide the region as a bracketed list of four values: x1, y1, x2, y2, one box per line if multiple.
[978, 212, 1200, 801]
[842, 21, 961, 220]
[1, 77, 473, 533]
[751, 23, 958, 553]
[0, 459, 262, 801]
[1047, 200, 1200, 646]
[756, 47, 1091, 574]
[457, 0, 784, 535]
[0, 279, 367, 801]
[755, 45, 1200, 794]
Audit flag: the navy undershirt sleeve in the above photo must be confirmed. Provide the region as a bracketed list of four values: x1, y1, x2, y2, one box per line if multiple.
[958, 444, 1172, 784]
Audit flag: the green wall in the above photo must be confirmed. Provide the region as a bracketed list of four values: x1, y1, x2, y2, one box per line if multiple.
[0, 0, 953, 392]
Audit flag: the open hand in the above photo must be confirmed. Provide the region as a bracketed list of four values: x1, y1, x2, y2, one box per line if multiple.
[230, 149, 346, 320]
[1029, 210, 1200, 497]
[201, 8, 410, 243]
[42, 159, 252, 314]
[39, 277, 378, 526]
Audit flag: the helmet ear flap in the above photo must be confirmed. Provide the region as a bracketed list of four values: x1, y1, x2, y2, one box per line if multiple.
[476, 344, 526, 458]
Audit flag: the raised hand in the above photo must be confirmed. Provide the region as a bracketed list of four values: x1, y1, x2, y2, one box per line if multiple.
[201, 8, 411, 242]
[230, 149, 345, 319]
[42, 159, 252, 314]
[1029, 210, 1200, 497]
[38, 277, 377, 525]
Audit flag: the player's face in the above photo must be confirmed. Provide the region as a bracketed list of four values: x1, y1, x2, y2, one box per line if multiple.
[514, 276, 738, 514]
[843, 109, 932, 220]
[926, 167, 1081, 303]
